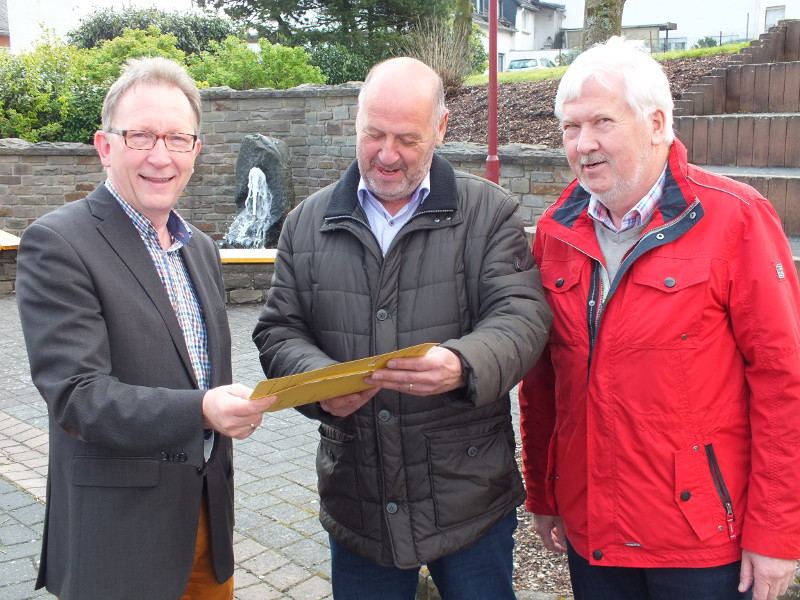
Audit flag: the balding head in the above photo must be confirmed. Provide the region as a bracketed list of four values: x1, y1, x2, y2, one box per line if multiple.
[359, 57, 447, 131]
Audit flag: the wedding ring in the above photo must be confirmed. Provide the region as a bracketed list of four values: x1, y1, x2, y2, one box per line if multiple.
[408, 383, 413, 393]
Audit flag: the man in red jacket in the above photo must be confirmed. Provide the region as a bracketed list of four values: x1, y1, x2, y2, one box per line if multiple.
[519, 36, 800, 600]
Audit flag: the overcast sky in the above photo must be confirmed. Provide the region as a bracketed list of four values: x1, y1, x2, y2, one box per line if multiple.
[8, 0, 216, 52]
[73, 0, 199, 13]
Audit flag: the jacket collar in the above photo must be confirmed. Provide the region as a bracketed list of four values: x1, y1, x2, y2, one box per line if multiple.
[324, 153, 458, 220]
[547, 138, 698, 235]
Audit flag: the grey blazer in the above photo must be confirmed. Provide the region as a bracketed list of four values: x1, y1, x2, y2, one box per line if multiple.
[16, 185, 235, 600]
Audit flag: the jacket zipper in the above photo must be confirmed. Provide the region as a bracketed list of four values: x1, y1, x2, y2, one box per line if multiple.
[705, 444, 737, 540]
[583, 205, 701, 365]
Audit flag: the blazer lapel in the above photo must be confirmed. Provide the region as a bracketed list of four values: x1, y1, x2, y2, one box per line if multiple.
[87, 186, 199, 387]
[181, 236, 225, 387]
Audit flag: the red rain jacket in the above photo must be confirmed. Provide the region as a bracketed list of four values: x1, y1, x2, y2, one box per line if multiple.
[520, 139, 800, 567]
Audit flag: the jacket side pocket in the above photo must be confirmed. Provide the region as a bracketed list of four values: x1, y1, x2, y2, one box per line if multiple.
[674, 444, 731, 542]
[425, 418, 519, 529]
[317, 423, 363, 531]
[72, 456, 159, 487]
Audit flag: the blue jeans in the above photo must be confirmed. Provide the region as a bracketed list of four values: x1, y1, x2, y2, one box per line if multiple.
[567, 541, 753, 600]
[329, 510, 518, 600]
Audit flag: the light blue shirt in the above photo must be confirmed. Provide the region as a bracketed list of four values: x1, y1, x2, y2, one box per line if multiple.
[358, 174, 431, 255]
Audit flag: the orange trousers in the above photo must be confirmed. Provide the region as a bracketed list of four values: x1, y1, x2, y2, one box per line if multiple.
[59, 495, 233, 600]
[179, 495, 234, 600]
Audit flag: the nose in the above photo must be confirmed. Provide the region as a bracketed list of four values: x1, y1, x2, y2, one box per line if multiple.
[146, 137, 172, 164]
[574, 127, 599, 155]
[377, 137, 400, 165]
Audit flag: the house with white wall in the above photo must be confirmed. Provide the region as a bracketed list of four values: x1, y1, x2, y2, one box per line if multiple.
[472, 0, 566, 70]
[1, 0, 10, 47]
[559, 0, 800, 51]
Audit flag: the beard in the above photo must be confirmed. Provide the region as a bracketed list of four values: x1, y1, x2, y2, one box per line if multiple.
[577, 138, 652, 209]
[357, 147, 435, 204]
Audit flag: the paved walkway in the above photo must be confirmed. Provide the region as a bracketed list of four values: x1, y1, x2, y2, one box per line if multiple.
[0, 297, 333, 600]
[0, 294, 564, 600]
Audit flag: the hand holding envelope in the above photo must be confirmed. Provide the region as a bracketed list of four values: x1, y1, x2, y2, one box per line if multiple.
[250, 343, 437, 412]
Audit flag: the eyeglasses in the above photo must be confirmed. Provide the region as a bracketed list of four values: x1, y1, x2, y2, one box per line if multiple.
[107, 129, 198, 153]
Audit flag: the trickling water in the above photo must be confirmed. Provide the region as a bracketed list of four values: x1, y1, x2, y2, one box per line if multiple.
[223, 167, 276, 248]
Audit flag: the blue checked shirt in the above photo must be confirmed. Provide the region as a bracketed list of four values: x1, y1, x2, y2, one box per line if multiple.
[588, 166, 667, 233]
[105, 181, 211, 391]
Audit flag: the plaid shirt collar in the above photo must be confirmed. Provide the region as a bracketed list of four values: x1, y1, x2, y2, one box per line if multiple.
[588, 165, 667, 233]
[104, 180, 192, 250]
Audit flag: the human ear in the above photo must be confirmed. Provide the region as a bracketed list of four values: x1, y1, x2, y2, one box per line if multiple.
[650, 109, 668, 146]
[94, 130, 113, 168]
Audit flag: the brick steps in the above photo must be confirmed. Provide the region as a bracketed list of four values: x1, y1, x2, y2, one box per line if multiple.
[674, 19, 800, 234]
[675, 113, 800, 168]
[674, 62, 800, 116]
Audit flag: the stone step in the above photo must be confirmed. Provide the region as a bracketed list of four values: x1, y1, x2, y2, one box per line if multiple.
[675, 114, 800, 168]
[673, 57, 800, 116]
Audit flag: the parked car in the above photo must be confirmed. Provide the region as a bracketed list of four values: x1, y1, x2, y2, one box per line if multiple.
[506, 57, 557, 71]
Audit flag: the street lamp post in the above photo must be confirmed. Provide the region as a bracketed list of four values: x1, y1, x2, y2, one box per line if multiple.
[486, 0, 500, 183]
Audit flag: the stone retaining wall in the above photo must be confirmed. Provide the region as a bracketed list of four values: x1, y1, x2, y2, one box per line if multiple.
[0, 248, 16, 296]
[222, 261, 275, 305]
[0, 84, 570, 239]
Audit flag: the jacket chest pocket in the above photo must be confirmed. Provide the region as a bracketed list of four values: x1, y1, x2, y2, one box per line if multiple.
[540, 260, 585, 346]
[622, 256, 712, 349]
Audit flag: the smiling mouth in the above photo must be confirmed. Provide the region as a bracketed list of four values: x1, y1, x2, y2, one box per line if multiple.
[580, 157, 609, 172]
[142, 175, 174, 183]
[376, 165, 401, 176]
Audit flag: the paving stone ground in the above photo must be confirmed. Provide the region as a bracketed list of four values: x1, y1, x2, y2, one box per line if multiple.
[0, 296, 334, 600]
[0, 294, 564, 600]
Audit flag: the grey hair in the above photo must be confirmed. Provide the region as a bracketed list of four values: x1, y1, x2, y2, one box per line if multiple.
[358, 58, 448, 130]
[555, 37, 674, 143]
[101, 57, 202, 134]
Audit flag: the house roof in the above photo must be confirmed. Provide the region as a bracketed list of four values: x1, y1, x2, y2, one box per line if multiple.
[527, 0, 566, 12]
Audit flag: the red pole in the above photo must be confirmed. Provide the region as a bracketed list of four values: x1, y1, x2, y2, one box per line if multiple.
[486, 0, 500, 183]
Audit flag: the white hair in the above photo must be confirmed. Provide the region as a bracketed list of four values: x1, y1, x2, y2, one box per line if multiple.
[555, 37, 674, 143]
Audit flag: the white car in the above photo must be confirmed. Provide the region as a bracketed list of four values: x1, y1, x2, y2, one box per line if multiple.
[506, 57, 557, 71]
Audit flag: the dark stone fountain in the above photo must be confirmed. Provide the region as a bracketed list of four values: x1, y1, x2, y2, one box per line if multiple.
[221, 135, 295, 249]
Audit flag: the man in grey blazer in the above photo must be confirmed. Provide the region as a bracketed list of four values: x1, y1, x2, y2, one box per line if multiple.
[16, 57, 274, 600]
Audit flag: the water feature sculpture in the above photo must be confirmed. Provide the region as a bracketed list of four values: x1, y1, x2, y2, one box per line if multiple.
[221, 134, 295, 248]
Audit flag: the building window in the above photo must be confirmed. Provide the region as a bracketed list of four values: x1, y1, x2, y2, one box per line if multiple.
[765, 6, 786, 30]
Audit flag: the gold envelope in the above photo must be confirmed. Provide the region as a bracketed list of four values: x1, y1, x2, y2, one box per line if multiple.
[250, 343, 437, 412]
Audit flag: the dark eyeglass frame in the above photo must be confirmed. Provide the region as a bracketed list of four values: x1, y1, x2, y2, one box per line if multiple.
[107, 128, 198, 153]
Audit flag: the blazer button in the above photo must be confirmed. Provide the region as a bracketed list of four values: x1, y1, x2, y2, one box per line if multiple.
[593, 549, 603, 560]
[680, 490, 691, 501]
